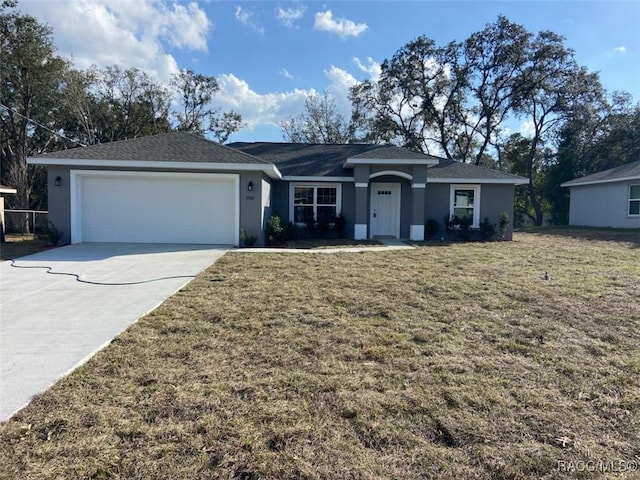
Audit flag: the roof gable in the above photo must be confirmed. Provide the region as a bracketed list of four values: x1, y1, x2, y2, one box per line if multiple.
[561, 159, 640, 187]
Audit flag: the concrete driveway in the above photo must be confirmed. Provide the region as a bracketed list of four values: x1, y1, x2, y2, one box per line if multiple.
[0, 243, 228, 421]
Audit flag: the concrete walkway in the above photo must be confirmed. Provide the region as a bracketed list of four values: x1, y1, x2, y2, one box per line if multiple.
[0, 243, 227, 421]
[234, 238, 416, 254]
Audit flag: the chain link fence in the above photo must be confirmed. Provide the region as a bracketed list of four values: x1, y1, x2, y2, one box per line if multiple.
[3, 210, 49, 237]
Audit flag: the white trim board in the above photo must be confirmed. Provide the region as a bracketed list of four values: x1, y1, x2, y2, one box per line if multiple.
[370, 170, 412, 181]
[28, 157, 282, 180]
[283, 176, 354, 182]
[561, 176, 640, 188]
[429, 177, 528, 185]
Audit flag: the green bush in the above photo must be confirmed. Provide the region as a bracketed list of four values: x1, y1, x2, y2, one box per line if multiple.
[240, 229, 257, 247]
[425, 219, 439, 238]
[479, 217, 496, 241]
[334, 213, 346, 236]
[498, 212, 510, 241]
[267, 215, 286, 245]
[458, 215, 472, 240]
[46, 221, 63, 245]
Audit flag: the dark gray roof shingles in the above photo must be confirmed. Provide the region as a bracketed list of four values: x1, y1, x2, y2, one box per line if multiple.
[562, 159, 640, 186]
[231, 142, 526, 181]
[32, 132, 269, 165]
[229, 142, 442, 176]
[428, 159, 528, 181]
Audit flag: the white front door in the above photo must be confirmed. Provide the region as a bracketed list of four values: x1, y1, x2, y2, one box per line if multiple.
[370, 182, 401, 238]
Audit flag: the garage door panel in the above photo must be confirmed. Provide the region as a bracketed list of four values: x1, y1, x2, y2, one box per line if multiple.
[75, 172, 237, 244]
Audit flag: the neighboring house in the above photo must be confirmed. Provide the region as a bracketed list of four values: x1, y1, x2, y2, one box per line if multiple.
[28, 132, 527, 246]
[561, 159, 640, 228]
[0, 185, 17, 241]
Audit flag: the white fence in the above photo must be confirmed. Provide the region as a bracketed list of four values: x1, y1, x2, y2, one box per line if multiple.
[3, 210, 49, 236]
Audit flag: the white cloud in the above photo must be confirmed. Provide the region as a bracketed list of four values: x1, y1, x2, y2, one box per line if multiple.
[314, 10, 368, 39]
[17, 0, 212, 83]
[214, 73, 315, 130]
[613, 46, 626, 53]
[353, 57, 381, 81]
[520, 120, 536, 138]
[235, 6, 265, 35]
[280, 68, 294, 79]
[275, 4, 305, 27]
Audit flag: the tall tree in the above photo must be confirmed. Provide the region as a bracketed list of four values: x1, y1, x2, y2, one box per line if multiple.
[281, 91, 352, 143]
[349, 37, 467, 155]
[171, 69, 243, 143]
[545, 91, 639, 223]
[513, 30, 604, 225]
[348, 16, 534, 163]
[0, 0, 68, 211]
[93, 66, 172, 143]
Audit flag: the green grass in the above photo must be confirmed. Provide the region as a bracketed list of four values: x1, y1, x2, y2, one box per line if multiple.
[1, 230, 639, 479]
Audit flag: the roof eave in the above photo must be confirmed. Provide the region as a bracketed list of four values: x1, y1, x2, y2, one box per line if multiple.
[427, 177, 529, 185]
[27, 157, 282, 179]
[561, 175, 640, 188]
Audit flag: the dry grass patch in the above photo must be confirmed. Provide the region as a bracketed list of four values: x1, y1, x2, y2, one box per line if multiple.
[1, 230, 639, 479]
[282, 238, 382, 249]
[0, 235, 52, 260]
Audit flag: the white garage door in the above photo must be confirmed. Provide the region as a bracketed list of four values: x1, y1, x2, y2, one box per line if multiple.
[71, 171, 238, 244]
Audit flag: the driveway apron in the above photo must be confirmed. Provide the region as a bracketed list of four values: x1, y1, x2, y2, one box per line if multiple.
[0, 243, 227, 421]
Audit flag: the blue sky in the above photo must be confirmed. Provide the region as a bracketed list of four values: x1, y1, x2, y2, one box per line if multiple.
[20, 1, 640, 143]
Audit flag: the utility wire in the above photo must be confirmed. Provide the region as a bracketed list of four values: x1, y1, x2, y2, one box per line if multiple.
[8, 259, 197, 286]
[0, 102, 87, 148]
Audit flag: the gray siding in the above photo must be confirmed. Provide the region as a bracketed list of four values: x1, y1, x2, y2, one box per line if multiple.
[569, 182, 640, 228]
[479, 184, 515, 240]
[425, 183, 516, 240]
[425, 184, 450, 232]
[239, 171, 267, 246]
[47, 166, 72, 245]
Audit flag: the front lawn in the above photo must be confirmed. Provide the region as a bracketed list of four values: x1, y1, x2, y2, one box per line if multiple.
[1, 230, 638, 479]
[0, 235, 53, 260]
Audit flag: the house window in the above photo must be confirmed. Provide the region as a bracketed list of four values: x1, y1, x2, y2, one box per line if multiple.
[450, 184, 481, 228]
[629, 185, 640, 216]
[291, 184, 341, 225]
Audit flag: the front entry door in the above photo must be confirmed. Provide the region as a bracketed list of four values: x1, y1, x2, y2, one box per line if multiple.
[370, 183, 401, 238]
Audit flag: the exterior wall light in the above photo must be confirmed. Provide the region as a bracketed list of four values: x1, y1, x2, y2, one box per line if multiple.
[248, 181, 253, 192]
[55, 176, 62, 187]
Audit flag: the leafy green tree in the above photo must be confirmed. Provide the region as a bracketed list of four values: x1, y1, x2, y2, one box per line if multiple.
[281, 91, 352, 143]
[0, 0, 68, 211]
[171, 69, 243, 143]
[348, 16, 534, 163]
[545, 91, 639, 223]
[98, 66, 172, 142]
[513, 31, 604, 225]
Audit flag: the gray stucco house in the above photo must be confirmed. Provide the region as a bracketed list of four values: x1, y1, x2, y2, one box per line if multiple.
[561, 159, 640, 229]
[28, 132, 527, 246]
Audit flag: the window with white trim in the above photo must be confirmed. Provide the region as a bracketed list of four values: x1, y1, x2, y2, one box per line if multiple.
[629, 185, 640, 216]
[291, 184, 341, 225]
[450, 184, 481, 228]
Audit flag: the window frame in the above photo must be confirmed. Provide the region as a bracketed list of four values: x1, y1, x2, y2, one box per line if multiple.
[449, 184, 481, 228]
[629, 184, 640, 217]
[289, 183, 342, 226]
